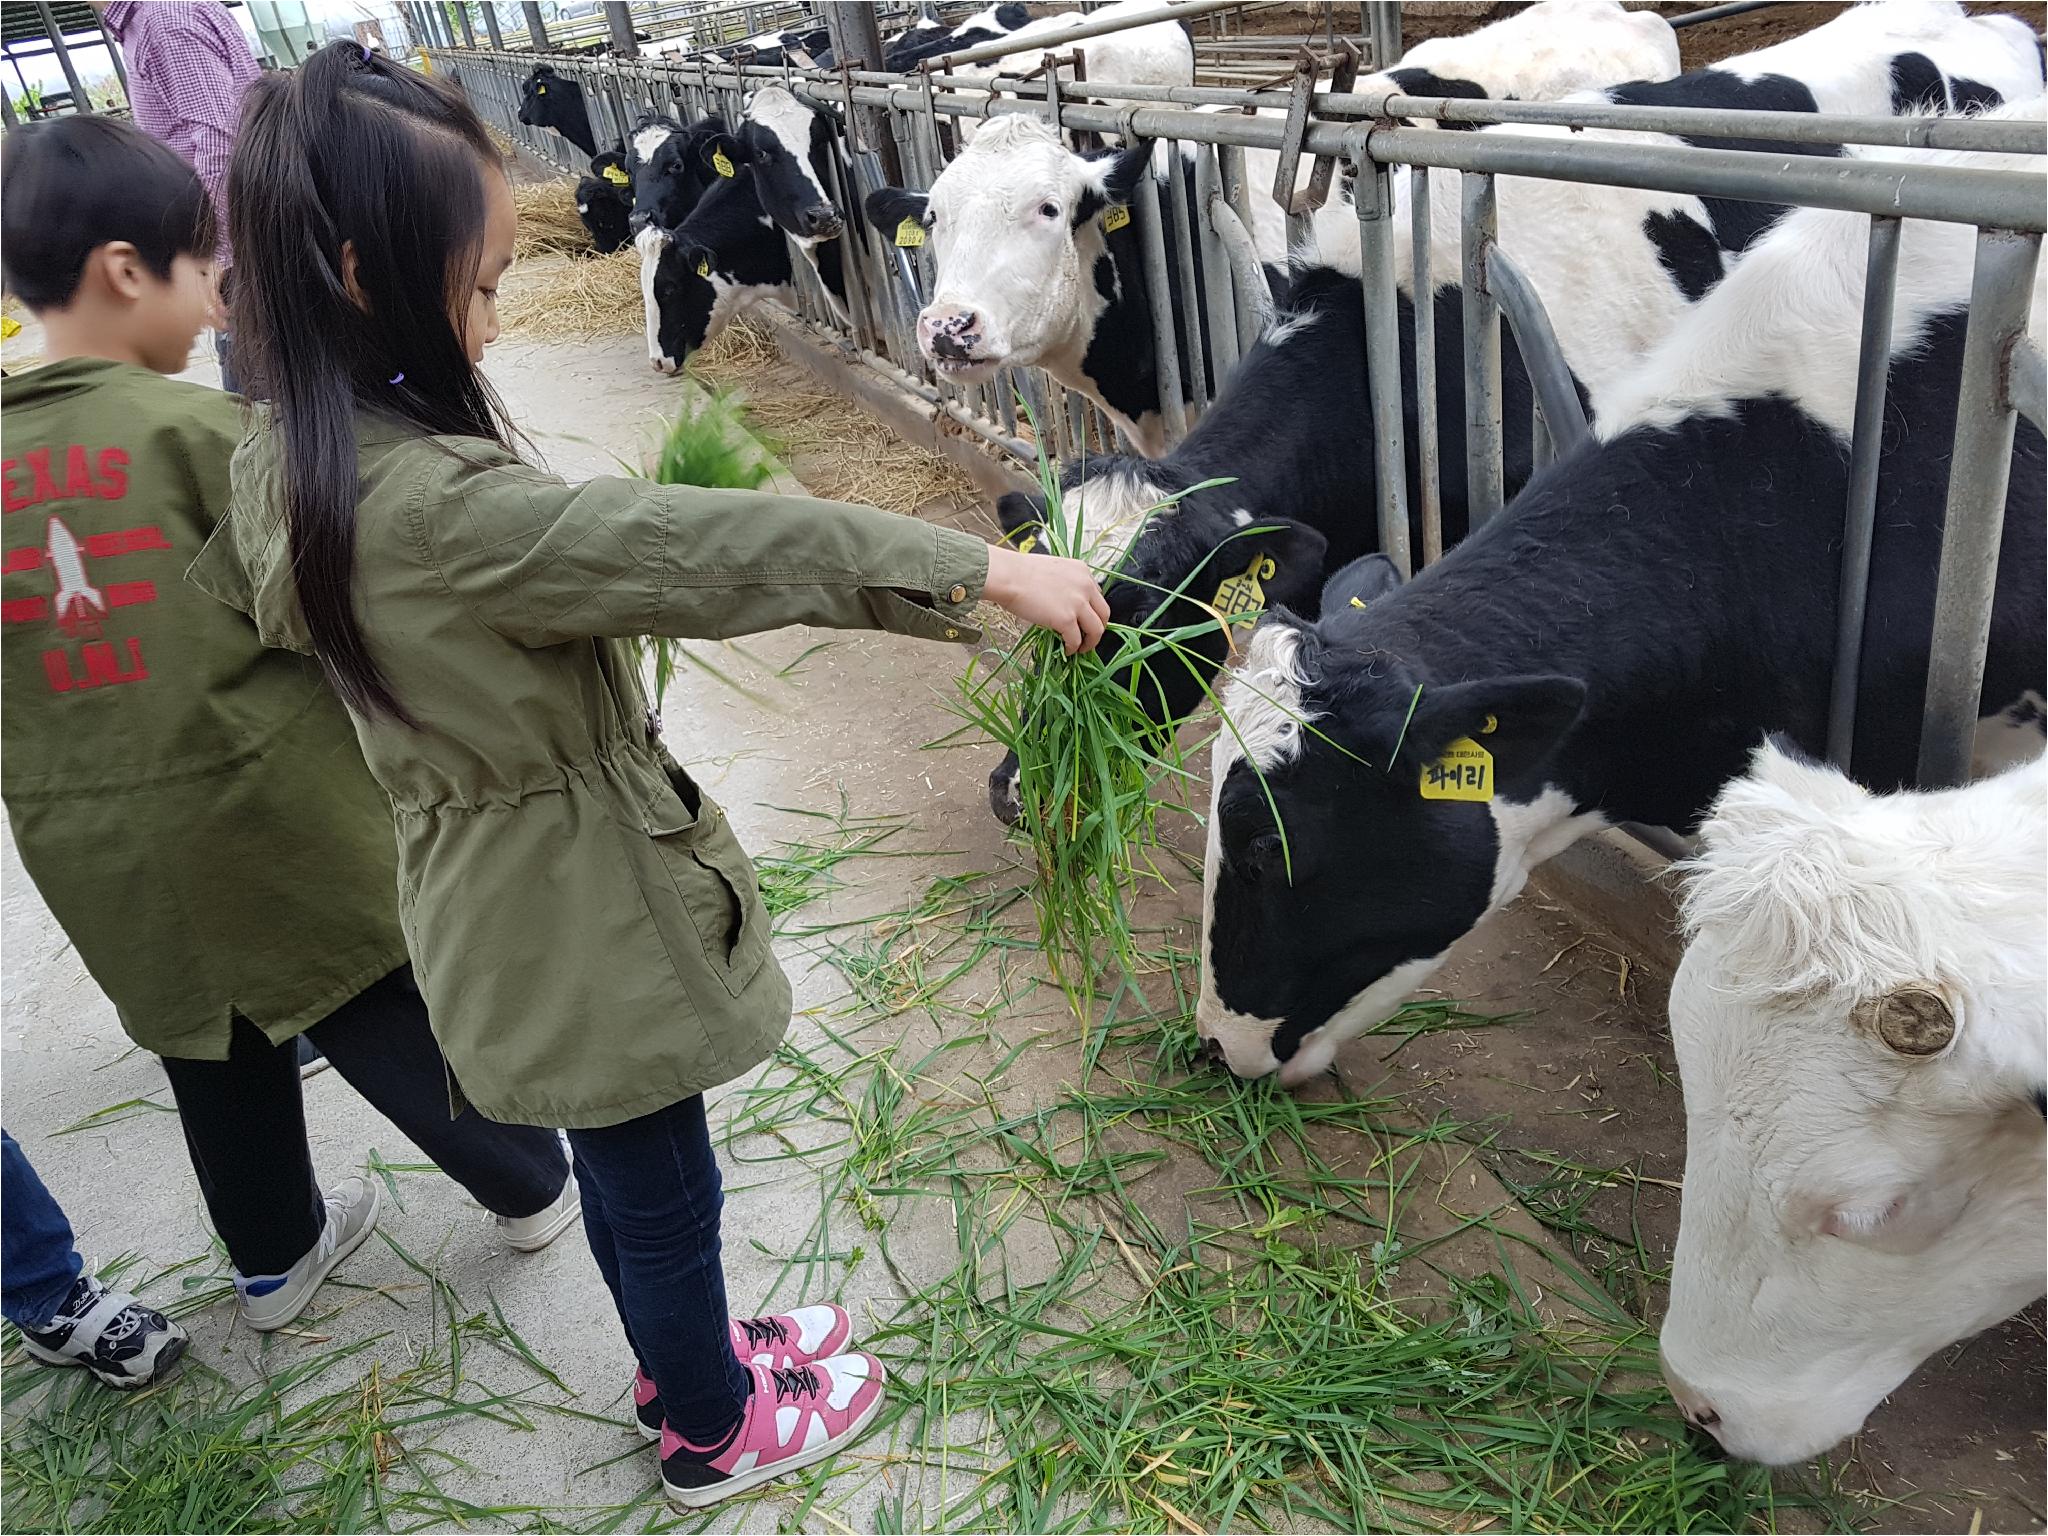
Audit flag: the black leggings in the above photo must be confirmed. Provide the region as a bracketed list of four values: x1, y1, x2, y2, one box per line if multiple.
[160, 967, 567, 1276]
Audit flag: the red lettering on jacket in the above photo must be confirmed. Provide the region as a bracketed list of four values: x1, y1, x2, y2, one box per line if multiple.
[24, 449, 59, 503]
[3, 597, 49, 624]
[0, 462, 24, 514]
[63, 445, 95, 500]
[41, 637, 148, 693]
[96, 448, 128, 501]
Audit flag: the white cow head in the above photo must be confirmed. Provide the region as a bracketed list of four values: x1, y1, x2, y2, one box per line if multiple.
[864, 116, 1147, 386]
[1660, 743, 2047, 1466]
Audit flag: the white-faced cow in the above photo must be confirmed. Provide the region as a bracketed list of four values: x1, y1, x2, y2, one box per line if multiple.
[866, 117, 1237, 457]
[1313, 0, 2043, 418]
[1659, 742, 2046, 1466]
[1194, 116, 2046, 1085]
[517, 65, 597, 158]
[1363, 0, 1678, 129]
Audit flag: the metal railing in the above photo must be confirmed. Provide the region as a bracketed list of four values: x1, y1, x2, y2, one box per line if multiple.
[430, 9, 2045, 792]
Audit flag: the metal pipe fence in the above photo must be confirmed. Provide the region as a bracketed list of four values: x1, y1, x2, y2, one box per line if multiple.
[430, 28, 2046, 791]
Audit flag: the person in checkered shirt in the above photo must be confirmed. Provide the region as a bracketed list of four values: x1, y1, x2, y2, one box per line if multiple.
[90, 1, 260, 390]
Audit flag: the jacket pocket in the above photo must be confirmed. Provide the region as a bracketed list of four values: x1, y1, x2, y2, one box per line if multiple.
[643, 767, 770, 997]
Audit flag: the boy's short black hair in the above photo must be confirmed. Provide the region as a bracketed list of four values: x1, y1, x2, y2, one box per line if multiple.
[1, 115, 218, 311]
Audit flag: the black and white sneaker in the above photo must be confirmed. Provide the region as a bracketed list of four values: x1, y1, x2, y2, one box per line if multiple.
[17, 1274, 188, 1389]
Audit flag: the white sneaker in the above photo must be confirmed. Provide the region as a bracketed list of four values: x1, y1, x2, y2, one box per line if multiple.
[235, 1176, 380, 1332]
[496, 1172, 582, 1252]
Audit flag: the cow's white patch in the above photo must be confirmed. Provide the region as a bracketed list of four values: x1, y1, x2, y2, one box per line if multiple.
[1662, 745, 2046, 1465]
[1260, 310, 1323, 349]
[951, 0, 1192, 143]
[1487, 786, 1608, 909]
[631, 120, 673, 167]
[1231, 508, 1253, 527]
[636, 224, 669, 370]
[1215, 622, 1314, 774]
[1063, 467, 1170, 566]
[745, 84, 833, 210]
[1974, 690, 2047, 777]
[1376, 0, 1677, 119]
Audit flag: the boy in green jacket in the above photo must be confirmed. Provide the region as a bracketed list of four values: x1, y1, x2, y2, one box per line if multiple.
[0, 115, 581, 1354]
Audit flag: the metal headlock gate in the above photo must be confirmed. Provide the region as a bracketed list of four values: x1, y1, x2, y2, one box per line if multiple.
[428, 0, 2046, 796]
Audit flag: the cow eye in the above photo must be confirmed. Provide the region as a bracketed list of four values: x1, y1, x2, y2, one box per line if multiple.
[1038, 201, 1060, 219]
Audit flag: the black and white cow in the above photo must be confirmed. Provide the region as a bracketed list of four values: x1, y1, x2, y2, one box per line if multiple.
[984, 265, 1550, 821]
[1195, 117, 2046, 1085]
[629, 112, 732, 234]
[883, 3, 1032, 70]
[517, 65, 597, 158]
[1315, 0, 2043, 416]
[575, 163, 633, 254]
[865, 118, 1232, 457]
[638, 165, 795, 374]
[1364, 0, 1677, 129]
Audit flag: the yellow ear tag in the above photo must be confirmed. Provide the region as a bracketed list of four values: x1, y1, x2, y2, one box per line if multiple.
[712, 149, 735, 178]
[895, 217, 926, 248]
[1015, 532, 1038, 555]
[534, 84, 546, 94]
[602, 164, 629, 186]
[1420, 736, 1494, 802]
[1348, 595, 1366, 609]
[695, 256, 711, 278]
[1101, 203, 1131, 232]
[0, 316, 19, 339]
[1210, 552, 1276, 624]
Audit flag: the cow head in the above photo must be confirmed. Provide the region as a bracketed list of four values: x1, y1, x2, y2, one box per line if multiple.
[1196, 556, 1588, 1083]
[864, 117, 1148, 384]
[986, 461, 1327, 824]
[575, 175, 632, 255]
[631, 114, 729, 234]
[1659, 743, 2047, 1466]
[517, 65, 593, 154]
[733, 86, 843, 243]
[638, 169, 794, 374]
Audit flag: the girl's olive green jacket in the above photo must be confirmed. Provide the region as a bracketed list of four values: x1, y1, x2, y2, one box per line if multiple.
[192, 417, 988, 1128]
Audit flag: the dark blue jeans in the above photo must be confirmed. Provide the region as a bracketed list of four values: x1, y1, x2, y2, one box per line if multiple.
[2, 1130, 84, 1329]
[568, 1096, 749, 1442]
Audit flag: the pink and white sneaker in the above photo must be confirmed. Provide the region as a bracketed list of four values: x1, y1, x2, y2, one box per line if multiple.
[659, 1353, 887, 1508]
[630, 1304, 855, 1439]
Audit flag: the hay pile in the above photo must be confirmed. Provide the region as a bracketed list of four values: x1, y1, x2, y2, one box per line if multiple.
[497, 248, 643, 340]
[512, 179, 596, 260]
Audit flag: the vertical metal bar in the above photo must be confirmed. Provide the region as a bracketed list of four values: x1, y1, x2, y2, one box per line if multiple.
[1163, 141, 1208, 416]
[1131, 140, 1189, 447]
[521, 2, 550, 51]
[1460, 170, 1504, 527]
[1825, 216, 1902, 771]
[1531, 394, 1551, 469]
[98, 12, 127, 91]
[1915, 227, 2043, 788]
[1218, 143, 1262, 358]
[1195, 145, 1239, 385]
[36, 4, 91, 112]
[1355, 153, 1412, 577]
[481, 2, 505, 49]
[604, 3, 637, 54]
[1410, 165, 1442, 567]
[457, 2, 478, 48]
[1, 89, 17, 131]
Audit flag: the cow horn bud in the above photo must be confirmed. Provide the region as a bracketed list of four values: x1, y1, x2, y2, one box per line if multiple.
[1855, 986, 1956, 1056]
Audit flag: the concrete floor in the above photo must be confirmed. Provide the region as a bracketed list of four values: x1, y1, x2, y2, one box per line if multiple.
[3, 322, 2041, 1533]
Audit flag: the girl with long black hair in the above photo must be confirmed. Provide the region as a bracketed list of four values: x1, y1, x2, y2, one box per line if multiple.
[194, 42, 1106, 1508]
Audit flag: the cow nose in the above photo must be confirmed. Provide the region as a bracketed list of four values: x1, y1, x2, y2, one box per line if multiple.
[1659, 1348, 1725, 1442]
[801, 204, 842, 238]
[918, 306, 982, 358]
[1202, 1038, 1228, 1064]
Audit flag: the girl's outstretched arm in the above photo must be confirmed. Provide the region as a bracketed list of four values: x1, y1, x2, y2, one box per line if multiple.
[417, 450, 1103, 652]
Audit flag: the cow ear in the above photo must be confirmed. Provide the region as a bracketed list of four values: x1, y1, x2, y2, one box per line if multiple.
[700, 131, 748, 171]
[865, 185, 929, 229]
[1196, 518, 1327, 617]
[995, 490, 1046, 541]
[1396, 674, 1586, 781]
[1318, 552, 1403, 617]
[1076, 144, 1150, 223]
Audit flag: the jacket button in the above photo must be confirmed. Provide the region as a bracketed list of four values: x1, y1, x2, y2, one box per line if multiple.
[944, 626, 960, 639]
[948, 583, 968, 604]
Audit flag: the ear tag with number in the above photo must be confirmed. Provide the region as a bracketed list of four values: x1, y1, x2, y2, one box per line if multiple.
[0, 316, 19, 339]
[535, 84, 547, 95]
[1015, 531, 1038, 555]
[1101, 203, 1131, 232]
[1211, 552, 1276, 624]
[602, 164, 629, 186]
[712, 149, 735, 178]
[1420, 719, 1496, 803]
[695, 256, 711, 277]
[895, 217, 926, 248]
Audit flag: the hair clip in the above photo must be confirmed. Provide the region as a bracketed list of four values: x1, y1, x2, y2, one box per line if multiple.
[360, 42, 373, 63]
[389, 371, 405, 384]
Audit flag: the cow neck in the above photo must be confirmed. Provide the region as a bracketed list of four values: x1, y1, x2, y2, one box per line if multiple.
[1342, 397, 1855, 829]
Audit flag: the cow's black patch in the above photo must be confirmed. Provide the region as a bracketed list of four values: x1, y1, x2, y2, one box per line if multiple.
[1888, 51, 1951, 114]
[1384, 66, 1491, 129]
[1643, 210, 1724, 303]
[1947, 74, 2007, 113]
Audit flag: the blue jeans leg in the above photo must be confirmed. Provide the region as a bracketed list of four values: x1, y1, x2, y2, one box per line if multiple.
[2, 1131, 85, 1329]
[566, 1097, 748, 1442]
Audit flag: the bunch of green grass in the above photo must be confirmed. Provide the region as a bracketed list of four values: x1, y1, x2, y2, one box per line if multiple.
[629, 391, 775, 707]
[951, 415, 1264, 1023]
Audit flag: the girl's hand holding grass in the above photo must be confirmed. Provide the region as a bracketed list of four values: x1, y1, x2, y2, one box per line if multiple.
[983, 546, 1109, 655]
